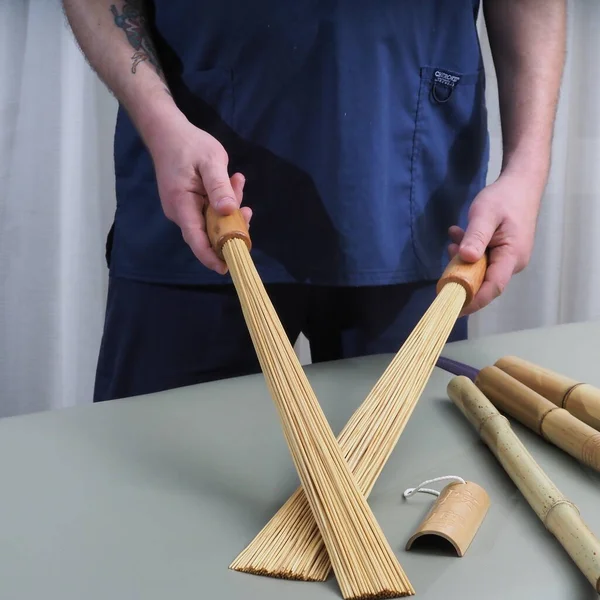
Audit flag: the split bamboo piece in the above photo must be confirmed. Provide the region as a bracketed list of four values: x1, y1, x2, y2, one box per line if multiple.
[447, 376, 600, 593]
[475, 366, 600, 473]
[495, 355, 600, 432]
[205, 206, 413, 600]
[405, 480, 490, 557]
[231, 250, 487, 581]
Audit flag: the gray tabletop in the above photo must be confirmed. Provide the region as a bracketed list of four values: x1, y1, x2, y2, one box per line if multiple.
[1, 320, 599, 600]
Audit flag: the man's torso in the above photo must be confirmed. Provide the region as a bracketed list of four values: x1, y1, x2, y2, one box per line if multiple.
[110, 0, 489, 286]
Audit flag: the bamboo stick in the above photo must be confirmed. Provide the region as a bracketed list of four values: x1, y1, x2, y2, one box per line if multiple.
[475, 366, 600, 473]
[205, 206, 413, 599]
[447, 376, 600, 593]
[495, 355, 600, 432]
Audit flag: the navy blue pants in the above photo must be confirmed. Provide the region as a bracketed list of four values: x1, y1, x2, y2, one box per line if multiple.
[93, 277, 467, 402]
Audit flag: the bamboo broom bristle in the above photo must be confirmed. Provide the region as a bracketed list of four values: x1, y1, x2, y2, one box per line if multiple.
[231, 253, 487, 581]
[207, 205, 415, 599]
[225, 239, 413, 599]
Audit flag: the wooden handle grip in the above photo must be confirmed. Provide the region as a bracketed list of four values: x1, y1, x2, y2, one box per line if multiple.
[436, 254, 487, 306]
[205, 205, 251, 260]
[495, 356, 600, 432]
[447, 376, 600, 593]
[475, 366, 600, 473]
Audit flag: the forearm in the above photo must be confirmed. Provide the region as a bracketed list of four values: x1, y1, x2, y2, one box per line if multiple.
[483, 0, 567, 190]
[62, 0, 185, 148]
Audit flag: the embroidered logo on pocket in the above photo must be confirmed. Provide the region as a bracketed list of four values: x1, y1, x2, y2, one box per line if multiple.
[434, 70, 461, 88]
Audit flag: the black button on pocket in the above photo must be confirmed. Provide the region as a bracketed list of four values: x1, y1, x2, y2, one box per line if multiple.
[431, 70, 461, 104]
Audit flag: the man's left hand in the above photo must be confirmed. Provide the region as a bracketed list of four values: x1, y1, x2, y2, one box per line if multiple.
[448, 172, 542, 316]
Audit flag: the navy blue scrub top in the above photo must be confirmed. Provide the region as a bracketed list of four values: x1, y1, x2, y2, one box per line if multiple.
[109, 0, 490, 287]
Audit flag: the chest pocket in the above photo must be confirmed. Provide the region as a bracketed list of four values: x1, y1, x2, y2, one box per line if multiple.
[409, 66, 489, 279]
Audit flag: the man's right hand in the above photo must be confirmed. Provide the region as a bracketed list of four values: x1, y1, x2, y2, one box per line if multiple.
[62, 0, 251, 275]
[147, 115, 252, 275]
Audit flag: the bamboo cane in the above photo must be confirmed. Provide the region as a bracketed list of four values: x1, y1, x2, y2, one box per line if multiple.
[447, 376, 600, 593]
[495, 355, 600, 432]
[474, 365, 600, 473]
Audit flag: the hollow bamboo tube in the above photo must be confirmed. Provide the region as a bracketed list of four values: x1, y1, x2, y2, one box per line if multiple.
[447, 376, 600, 593]
[475, 366, 600, 473]
[229, 252, 486, 581]
[205, 206, 413, 599]
[495, 356, 600, 432]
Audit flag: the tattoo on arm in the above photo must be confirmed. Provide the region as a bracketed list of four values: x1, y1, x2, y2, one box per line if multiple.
[110, 0, 172, 95]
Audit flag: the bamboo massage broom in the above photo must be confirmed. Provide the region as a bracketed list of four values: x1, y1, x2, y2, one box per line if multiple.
[447, 376, 600, 593]
[230, 244, 487, 581]
[205, 206, 414, 600]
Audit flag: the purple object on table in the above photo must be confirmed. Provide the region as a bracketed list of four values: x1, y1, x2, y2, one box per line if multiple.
[435, 356, 480, 381]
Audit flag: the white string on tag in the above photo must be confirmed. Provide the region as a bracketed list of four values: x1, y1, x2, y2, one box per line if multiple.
[403, 475, 466, 499]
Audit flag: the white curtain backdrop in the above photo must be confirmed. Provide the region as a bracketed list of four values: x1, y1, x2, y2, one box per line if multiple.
[1, 0, 598, 418]
[0, 0, 117, 417]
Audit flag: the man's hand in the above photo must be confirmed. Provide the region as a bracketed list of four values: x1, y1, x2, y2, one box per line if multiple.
[449, 0, 567, 317]
[62, 0, 251, 275]
[447, 172, 541, 316]
[148, 116, 252, 274]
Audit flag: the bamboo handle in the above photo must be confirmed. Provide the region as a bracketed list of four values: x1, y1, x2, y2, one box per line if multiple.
[475, 366, 600, 473]
[205, 205, 252, 260]
[495, 355, 600, 432]
[447, 376, 600, 593]
[436, 254, 488, 306]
